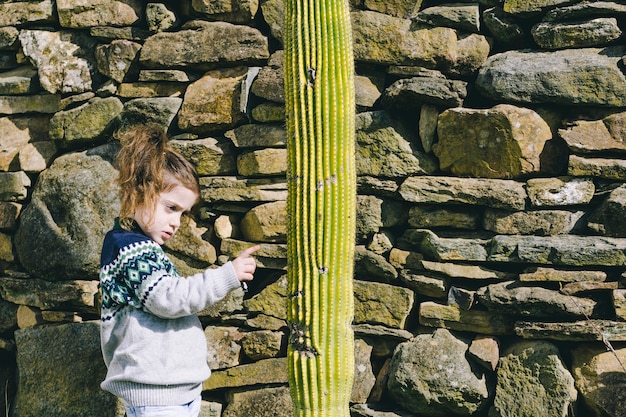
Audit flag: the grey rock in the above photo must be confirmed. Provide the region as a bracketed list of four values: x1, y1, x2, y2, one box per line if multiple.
[544, 1, 626, 22]
[49, 97, 123, 149]
[118, 97, 182, 130]
[237, 148, 286, 176]
[400, 229, 490, 262]
[559, 115, 626, 154]
[387, 328, 491, 416]
[240, 200, 286, 243]
[352, 338, 376, 403]
[476, 281, 598, 319]
[354, 280, 414, 329]
[146, 3, 178, 32]
[203, 357, 288, 390]
[0, 0, 54, 26]
[354, 245, 399, 282]
[13, 322, 124, 417]
[222, 386, 292, 417]
[381, 76, 468, 109]
[351, 10, 489, 75]
[419, 104, 439, 152]
[95, 39, 142, 83]
[568, 154, 626, 180]
[57, 0, 142, 28]
[483, 209, 585, 235]
[515, 320, 626, 342]
[399, 176, 527, 210]
[408, 205, 481, 230]
[476, 47, 626, 106]
[259, 0, 285, 44]
[0, 94, 60, 114]
[178, 67, 252, 134]
[489, 340, 577, 417]
[503, 0, 574, 17]
[0, 278, 98, 313]
[0, 171, 30, 202]
[488, 234, 626, 267]
[571, 343, 626, 417]
[224, 123, 286, 148]
[356, 73, 384, 109]
[0, 67, 39, 95]
[363, 0, 423, 19]
[250, 50, 284, 103]
[526, 177, 595, 207]
[532, 18, 622, 50]
[192, 0, 258, 23]
[19, 29, 98, 94]
[482, 7, 525, 46]
[588, 184, 626, 237]
[205, 326, 243, 370]
[434, 104, 556, 179]
[14, 143, 119, 280]
[419, 301, 514, 335]
[139, 20, 269, 70]
[0, 297, 17, 332]
[356, 111, 438, 178]
[415, 3, 481, 33]
[172, 137, 236, 176]
[0, 26, 20, 49]
[399, 270, 448, 298]
[240, 329, 284, 360]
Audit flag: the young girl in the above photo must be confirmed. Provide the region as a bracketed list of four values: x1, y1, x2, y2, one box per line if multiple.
[99, 125, 259, 417]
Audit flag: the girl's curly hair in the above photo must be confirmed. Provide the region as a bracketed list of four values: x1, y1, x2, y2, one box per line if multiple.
[115, 124, 200, 230]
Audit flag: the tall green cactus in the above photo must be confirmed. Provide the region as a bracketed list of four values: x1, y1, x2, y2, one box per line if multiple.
[284, 0, 356, 416]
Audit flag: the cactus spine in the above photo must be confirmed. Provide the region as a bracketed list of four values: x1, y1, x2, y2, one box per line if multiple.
[284, 0, 356, 416]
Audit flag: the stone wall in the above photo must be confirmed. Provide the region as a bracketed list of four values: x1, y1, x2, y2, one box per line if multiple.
[0, 0, 625, 416]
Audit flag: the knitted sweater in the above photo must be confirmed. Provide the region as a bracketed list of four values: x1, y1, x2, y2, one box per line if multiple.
[99, 220, 240, 406]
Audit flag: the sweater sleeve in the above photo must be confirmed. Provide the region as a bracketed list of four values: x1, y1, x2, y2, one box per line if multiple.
[143, 261, 240, 319]
[123, 240, 241, 319]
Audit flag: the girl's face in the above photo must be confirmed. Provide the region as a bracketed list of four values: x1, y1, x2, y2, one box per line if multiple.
[134, 184, 199, 245]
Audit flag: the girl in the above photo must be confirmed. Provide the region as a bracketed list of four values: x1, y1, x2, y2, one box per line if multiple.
[99, 125, 259, 417]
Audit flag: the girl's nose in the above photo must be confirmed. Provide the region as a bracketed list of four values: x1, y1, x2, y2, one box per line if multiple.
[171, 214, 181, 229]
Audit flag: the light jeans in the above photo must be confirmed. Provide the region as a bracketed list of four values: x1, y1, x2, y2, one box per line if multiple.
[124, 396, 201, 417]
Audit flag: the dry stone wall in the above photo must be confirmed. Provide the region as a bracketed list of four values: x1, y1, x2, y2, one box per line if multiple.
[0, 0, 625, 416]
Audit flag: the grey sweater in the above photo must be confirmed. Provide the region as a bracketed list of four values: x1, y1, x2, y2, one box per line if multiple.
[99, 222, 240, 406]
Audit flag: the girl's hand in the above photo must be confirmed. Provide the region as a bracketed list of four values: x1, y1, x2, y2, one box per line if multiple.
[232, 245, 260, 283]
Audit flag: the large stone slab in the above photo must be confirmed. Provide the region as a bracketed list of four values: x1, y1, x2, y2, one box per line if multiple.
[139, 20, 269, 70]
[0, 0, 54, 26]
[399, 176, 527, 210]
[476, 47, 626, 106]
[14, 143, 119, 280]
[57, 0, 142, 28]
[178, 67, 251, 134]
[13, 321, 124, 417]
[356, 111, 438, 178]
[489, 340, 577, 417]
[434, 104, 558, 179]
[419, 301, 514, 335]
[388, 328, 491, 416]
[351, 10, 490, 75]
[488, 234, 626, 267]
[571, 343, 626, 417]
[19, 30, 97, 94]
[532, 18, 622, 50]
[476, 281, 598, 319]
[515, 320, 626, 342]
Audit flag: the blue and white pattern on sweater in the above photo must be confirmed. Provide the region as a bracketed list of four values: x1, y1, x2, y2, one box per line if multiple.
[100, 228, 178, 321]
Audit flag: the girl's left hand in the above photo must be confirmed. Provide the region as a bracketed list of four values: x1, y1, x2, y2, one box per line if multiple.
[232, 245, 260, 282]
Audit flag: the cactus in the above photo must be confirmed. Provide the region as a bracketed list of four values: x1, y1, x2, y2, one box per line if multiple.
[283, 0, 356, 416]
